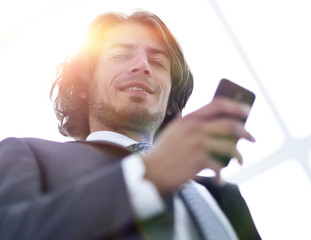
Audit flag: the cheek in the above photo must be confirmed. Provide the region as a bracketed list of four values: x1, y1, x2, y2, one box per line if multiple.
[93, 58, 118, 85]
[164, 85, 171, 101]
[93, 68, 115, 93]
[164, 75, 172, 98]
[159, 76, 172, 105]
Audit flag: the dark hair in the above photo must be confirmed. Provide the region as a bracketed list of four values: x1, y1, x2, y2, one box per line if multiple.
[50, 10, 193, 140]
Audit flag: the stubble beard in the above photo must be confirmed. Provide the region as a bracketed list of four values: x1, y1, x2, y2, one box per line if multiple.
[89, 97, 166, 140]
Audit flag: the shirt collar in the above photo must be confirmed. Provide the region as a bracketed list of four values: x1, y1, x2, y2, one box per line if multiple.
[86, 131, 137, 147]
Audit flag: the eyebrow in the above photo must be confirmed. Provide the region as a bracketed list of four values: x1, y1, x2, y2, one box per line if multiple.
[108, 42, 169, 59]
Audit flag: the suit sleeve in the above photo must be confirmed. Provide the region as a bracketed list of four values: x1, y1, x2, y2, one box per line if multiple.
[0, 138, 138, 240]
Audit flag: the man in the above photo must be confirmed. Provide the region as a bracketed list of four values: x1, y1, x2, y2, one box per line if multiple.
[0, 10, 260, 240]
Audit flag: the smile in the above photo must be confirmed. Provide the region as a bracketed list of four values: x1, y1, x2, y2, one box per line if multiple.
[124, 86, 147, 92]
[120, 81, 154, 94]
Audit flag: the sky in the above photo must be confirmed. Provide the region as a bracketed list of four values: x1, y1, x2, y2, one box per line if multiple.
[1, 0, 311, 239]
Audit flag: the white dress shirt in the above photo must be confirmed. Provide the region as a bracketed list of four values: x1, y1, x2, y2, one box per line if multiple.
[86, 131, 238, 240]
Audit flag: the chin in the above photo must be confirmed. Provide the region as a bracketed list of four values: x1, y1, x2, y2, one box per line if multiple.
[125, 104, 151, 117]
[89, 98, 165, 133]
[122, 105, 165, 129]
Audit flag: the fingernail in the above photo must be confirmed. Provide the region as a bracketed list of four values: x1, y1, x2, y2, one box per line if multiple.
[249, 134, 256, 142]
[242, 104, 251, 114]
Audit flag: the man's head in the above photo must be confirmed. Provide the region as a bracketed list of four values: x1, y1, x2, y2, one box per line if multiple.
[51, 10, 193, 141]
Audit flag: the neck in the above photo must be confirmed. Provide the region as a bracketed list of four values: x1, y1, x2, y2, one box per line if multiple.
[90, 124, 155, 144]
[122, 130, 154, 143]
[88, 111, 161, 143]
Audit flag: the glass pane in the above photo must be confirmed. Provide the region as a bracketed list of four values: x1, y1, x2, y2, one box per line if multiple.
[240, 159, 311, 240]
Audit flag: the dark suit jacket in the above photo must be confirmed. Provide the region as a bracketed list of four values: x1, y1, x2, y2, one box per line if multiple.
[0, 137, 260, 240]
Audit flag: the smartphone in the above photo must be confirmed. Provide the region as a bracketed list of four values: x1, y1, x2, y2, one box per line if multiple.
[212, 78, 256, 166]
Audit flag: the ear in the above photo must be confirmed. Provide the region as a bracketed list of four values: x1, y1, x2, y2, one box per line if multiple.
[166, 108, 173, 116]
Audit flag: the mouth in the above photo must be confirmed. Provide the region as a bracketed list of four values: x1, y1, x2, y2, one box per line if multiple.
[124, 86, 148, 93]
[120, 82, 154, 95]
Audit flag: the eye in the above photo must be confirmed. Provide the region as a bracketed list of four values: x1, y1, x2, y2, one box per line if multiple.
[112, 54, 130, 61]
[149, 59, 165, 68]
[110, 51, 131, 62]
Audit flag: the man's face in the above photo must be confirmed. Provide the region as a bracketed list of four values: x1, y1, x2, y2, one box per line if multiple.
[88, 23, 172, 137]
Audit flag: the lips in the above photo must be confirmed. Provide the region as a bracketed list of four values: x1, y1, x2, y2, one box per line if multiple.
[119, 81, 154, 94]
[124, 86, 147, 92]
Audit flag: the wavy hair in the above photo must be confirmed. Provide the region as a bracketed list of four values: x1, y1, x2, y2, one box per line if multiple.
[50, 10, 193, 140]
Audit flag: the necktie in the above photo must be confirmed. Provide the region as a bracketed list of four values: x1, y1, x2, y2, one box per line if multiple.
[179, 182, 235, 240]
[128, 143, 235, 239]
[127, 142, 152, 154]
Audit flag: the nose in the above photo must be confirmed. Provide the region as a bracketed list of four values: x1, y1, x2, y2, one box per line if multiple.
[128, 56, 152, 76]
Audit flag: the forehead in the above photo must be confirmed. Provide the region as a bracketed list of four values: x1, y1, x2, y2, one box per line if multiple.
[101, 23, 168, 53]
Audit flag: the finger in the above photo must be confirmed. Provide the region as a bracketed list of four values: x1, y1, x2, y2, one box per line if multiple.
[205, 137, 243, 165]
[191, 98, 251, 121]
[214, 171, 224, 186]
[203, 118, 256, 142]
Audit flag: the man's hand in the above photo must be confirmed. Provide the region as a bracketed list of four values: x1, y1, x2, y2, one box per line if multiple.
[142, 98, 255, 195]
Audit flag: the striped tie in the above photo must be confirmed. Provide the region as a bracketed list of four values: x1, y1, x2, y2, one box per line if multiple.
[179, 182, 235, 240]
[127, 143, 152, 154]
[128, 143, 235, 240]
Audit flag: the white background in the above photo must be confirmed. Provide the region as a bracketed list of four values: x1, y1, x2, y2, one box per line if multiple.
[1, 0, 311, 239]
